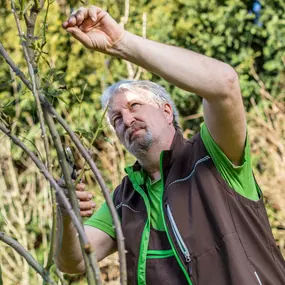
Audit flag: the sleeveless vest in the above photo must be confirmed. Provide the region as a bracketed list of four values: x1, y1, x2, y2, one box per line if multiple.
[113, 131, 285, 285]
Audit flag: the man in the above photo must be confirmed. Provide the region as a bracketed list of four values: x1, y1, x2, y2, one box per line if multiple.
[56, 5, 285, 285]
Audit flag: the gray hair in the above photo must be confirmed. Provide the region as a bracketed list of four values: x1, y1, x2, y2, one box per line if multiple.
[101, 80, 180, 129]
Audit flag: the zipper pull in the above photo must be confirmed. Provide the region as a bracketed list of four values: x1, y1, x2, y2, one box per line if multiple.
[188, 264, 193, 276]
[185, 255, 192, 276]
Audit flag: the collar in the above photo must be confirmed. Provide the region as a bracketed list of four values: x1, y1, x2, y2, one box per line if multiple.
[161, 129, 186, 170]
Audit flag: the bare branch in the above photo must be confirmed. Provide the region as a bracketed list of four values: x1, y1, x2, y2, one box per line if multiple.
[0, 124, 91, 258]
[134, 12, 147, 81]
[43, 102, 128, 285]
[11, 0, 50, 169]
[10, 3, 59, 278]
[43, 110, 102, 285]
[0, 232, 56, 285]
[0, 41, 111, 284]
[0, 43, 32, 90]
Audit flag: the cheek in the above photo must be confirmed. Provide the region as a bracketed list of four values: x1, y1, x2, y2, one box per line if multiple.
[148, 112, 167, 127]
[115, 125, 125, 140]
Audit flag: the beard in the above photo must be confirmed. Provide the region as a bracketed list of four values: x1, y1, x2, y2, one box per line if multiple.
[123, 122, 153, 156]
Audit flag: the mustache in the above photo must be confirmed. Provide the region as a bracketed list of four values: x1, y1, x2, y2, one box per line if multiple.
[124, 122, 147, 143]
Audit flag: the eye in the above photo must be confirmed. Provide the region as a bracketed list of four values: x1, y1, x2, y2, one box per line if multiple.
[130, 102, 141, 109]
[113, 116, 121, 127]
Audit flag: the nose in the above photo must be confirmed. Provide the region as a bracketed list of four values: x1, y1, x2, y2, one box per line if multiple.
[122, 110, 135, 127]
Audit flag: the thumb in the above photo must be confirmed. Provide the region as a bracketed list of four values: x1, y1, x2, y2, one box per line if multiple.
[66, 27, 91, 47]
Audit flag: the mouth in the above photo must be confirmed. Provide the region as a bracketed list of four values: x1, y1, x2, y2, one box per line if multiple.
[125, 127, 145, 143]
[129, 128, 144, 141]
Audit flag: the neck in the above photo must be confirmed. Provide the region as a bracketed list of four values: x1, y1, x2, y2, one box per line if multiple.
[137, 127, 176, 181]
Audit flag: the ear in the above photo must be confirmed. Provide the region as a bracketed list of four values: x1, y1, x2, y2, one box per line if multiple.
[163, 103, 174, 125]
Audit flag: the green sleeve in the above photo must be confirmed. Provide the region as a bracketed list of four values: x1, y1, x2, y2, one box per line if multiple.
[200, 123, 259, 201]
[84, 200, 116, 239]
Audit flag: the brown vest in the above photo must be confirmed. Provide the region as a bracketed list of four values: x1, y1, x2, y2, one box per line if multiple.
[113, 131, 285, 285]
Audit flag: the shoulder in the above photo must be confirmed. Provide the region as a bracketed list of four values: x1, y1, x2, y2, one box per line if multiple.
[182, 131, 209, 160]
[112, 175, 137, 206]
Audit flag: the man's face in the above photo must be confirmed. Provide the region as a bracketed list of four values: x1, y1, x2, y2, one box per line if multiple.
[108, 90, 172, 156]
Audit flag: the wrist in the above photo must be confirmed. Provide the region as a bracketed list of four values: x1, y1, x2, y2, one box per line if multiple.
[107, 31, 132, 58]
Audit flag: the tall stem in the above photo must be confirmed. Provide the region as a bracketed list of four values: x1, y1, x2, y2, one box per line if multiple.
[43, 110, 101, 285]
[0, 232, 56, 285]
[45, 103, 127, 285]
[0, 124, 95, 267]
[11, 1, 57, 276]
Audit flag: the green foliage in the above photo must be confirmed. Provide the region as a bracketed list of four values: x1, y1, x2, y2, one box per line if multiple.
[1, 0, 284, 130]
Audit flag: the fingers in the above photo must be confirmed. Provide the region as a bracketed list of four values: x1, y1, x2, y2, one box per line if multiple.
[65, 26, 92, 48]
[76, 188, 95, 217]
[79, 198, 96, 218]
[62, 7, 87, 28]
[81, 209, 94, 217]
[57, 178, 96, 218]
[79, 200, 96, 210]
[89, 5, 100, 22]
[76, 182, 85, 191]
[74, 8, 86, 26]
[76, 190, 92, 201]
[62, 6, 100, 29]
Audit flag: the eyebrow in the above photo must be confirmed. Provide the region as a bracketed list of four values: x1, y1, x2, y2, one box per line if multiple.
[128, 99, 145, 105]
[109, 110, 120, 119]
[109, 98, 146, 118]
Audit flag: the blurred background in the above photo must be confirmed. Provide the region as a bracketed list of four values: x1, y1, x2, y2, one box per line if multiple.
[0, 0, 284, 284]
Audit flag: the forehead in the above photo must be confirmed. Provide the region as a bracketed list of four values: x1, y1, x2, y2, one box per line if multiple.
[108, 90, 156, 114]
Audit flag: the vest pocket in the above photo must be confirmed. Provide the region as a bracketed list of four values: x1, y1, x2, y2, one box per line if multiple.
[191, 232, 262, 285]
[146, 255, 189, 285]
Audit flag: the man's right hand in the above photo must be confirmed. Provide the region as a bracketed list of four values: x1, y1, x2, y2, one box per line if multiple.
[75, 182, 96, 217]
[62, 5, 125, 52]
[57, 179, 96, 217]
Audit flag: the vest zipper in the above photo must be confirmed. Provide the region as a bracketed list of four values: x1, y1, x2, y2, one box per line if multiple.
[254, 271, 262, 285]
[160, 152, 193, 285]
[166, 203, 192, 274]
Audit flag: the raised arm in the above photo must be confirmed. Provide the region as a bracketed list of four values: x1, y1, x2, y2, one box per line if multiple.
[63, 6, 246, 164]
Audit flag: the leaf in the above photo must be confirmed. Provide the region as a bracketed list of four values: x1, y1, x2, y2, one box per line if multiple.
[74, 128, 93, 139]
[0, 212, 8, 227]
[55, 96, 67, 105]
[0, 99, 16, 109]
[103, 136, 114, 145]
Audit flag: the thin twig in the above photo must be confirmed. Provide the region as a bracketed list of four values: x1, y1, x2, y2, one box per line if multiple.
[44, 103, 127, 285]
[134, 12, 147, 80]
[0, 43, 32, 90]
[43, 110, 101, 285]
[75, 105, 109, 185]
[37, 0, 53, 64]
[55, 268, 67, 285]
[11, 2, 58, 278]
[11, 0, 50, 169]
[183, 113, 203, 121]
[0, 232, 56, 285]
[0, 124, 93, 263]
